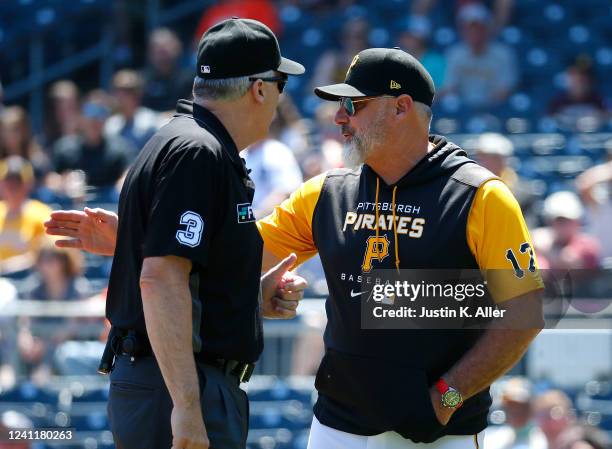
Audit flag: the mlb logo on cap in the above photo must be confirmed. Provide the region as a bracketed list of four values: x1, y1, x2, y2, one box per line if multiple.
[201, 65, 211, 74]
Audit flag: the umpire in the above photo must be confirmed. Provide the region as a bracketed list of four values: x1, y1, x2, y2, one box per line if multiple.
[104, 18, 304, 449]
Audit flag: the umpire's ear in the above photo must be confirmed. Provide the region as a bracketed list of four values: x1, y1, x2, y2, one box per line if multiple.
[249, 79, 266, 105]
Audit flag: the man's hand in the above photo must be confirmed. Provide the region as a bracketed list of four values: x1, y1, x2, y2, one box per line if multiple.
[261, 253, 308, 319]
[44, 207, 118, 256]
[171, 404, 209, 449]
[429, 387, 455, 426]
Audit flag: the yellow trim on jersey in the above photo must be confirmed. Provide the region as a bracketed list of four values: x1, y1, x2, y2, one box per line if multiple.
[256, 173, 325, 266]
[466, 179, 544, 303]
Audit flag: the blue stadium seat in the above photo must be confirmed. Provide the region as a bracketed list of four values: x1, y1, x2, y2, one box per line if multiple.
[0, 383, 57, 405]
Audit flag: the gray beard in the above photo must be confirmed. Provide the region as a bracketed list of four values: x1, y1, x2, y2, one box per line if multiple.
[342, 116, 385, 167]
[343, 136, 368, 167]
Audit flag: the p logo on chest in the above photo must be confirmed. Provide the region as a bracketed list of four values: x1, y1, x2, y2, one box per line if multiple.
[362, 235, 390, 273]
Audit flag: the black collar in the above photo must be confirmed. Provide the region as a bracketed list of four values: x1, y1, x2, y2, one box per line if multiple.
[174, 99, 245, 172]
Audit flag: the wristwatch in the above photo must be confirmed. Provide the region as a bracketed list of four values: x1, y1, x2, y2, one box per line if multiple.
[435, 378, 463, 409]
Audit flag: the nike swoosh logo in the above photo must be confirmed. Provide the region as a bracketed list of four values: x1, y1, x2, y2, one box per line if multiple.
[350, 289, 369, 298]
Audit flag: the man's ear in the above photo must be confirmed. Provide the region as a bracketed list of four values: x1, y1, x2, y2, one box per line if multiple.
[249, 80, 265, 104]
[395, 94, 413, 118]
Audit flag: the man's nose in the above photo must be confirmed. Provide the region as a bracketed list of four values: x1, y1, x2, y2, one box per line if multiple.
[335, 106, 349, 125]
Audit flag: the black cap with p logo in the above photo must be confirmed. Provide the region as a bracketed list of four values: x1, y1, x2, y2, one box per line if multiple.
[314, 47, 435, 106]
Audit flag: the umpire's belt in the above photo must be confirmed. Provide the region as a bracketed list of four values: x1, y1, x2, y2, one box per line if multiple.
[113, 329, 254, 383]
[112, 329, 153, 357]
[201, 357, 255, 384]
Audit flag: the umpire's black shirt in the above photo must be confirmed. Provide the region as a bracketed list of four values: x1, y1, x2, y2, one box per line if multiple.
[106, 99, 264, 363]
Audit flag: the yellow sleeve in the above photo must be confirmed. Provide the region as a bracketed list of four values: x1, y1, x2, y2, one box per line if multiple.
[256, 173, 326, 266]
[467, 179, 544, 303]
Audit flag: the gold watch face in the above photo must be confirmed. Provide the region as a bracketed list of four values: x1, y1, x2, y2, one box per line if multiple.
[442, 390, 462, 408]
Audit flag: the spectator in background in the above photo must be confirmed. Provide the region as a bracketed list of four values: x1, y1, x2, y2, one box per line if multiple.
[440, 3, 518, 109]
[269, 94, 312, 161]
[485, 377, 547, 449]
[411, 0, 514, 34]
[19, 242, 90, 301]
[576, 159, 612, 261]
[0, 106, 51, 184]
[105, 69, 159, 153]
[0, 80, 4, 114]
[53, 90, 135, 199]
[474, 133, 537, 225]
[141, 28, 193, 112]
[533, 390, 577, 449]
[44, 80, 80, 148]
[396, 16, 445, 88]
[17, 242, 90, 381]
[0, 157, 52, 275]
[557, 425, 611, 449]
[532, 191, 600, 270]
[243, 137, 303, 219]
[548, 57, 607, 132]
[309, 17, 370, 92]
[309, 102, 345, 174]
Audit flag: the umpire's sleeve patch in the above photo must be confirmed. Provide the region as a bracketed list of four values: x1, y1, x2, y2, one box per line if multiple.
[175, 211, 204, 247]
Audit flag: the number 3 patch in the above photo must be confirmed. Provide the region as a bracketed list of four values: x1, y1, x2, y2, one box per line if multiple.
[176, 211, 204, 247]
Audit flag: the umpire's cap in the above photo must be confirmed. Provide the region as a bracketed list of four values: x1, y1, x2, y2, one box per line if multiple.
[315, 47, 435, 106]
[197, 18, 305, 79]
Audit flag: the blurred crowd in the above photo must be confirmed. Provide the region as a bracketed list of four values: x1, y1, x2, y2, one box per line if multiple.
[485, 377, 611, 449]
[0, 1, 611, 442]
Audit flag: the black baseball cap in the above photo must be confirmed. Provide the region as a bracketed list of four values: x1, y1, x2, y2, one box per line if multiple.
[314, 47, 435, 106]
[197, 18, 305, 79]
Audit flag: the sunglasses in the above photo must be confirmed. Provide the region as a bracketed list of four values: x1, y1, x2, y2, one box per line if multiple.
[339, 95, 394, 116]
[249, 76, 288, 94]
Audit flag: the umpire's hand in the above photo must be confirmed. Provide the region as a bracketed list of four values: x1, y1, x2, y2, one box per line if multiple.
[261, 253, 308, 319]
[44, 207, 118, 256]
[171, 403, 209, 449]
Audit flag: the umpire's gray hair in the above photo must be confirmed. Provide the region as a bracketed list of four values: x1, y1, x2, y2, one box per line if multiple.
[413, 101, 432, 131]
[192, 70, 276, 102]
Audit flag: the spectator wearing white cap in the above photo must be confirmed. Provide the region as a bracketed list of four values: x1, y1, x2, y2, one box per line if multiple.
[440, 3, 518, 109]
[475, 133, 538, 226]
[485, 377, 547, 449]
[532, 191, 601, 270]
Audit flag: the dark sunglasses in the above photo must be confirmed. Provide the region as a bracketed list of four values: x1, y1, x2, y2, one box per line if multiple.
[249, 76, 288, 94]
[339, 95, 394, 116]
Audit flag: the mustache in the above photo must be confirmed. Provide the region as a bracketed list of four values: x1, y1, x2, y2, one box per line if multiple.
[341, 125, 355, 135]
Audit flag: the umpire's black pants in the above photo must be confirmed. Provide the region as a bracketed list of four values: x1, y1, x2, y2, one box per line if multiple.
[108, 354, 249, 449]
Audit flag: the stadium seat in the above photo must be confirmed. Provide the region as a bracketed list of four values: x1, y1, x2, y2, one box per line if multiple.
[0, 382, 57, 405]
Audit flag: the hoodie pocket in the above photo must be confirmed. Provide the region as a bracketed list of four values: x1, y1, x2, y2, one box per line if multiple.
[315, 350, 444, 441]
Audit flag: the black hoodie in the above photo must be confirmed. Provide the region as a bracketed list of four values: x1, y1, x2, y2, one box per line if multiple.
[310, 135, 496, 442]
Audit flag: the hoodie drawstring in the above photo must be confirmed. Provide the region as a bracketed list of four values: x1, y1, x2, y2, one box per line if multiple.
[374, 177, 380, 257]
[391, 185, 400, 272]
[374, 176, 400, 272]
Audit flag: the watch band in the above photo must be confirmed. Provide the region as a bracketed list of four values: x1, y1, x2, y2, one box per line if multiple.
[435, 378, 450, 395]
